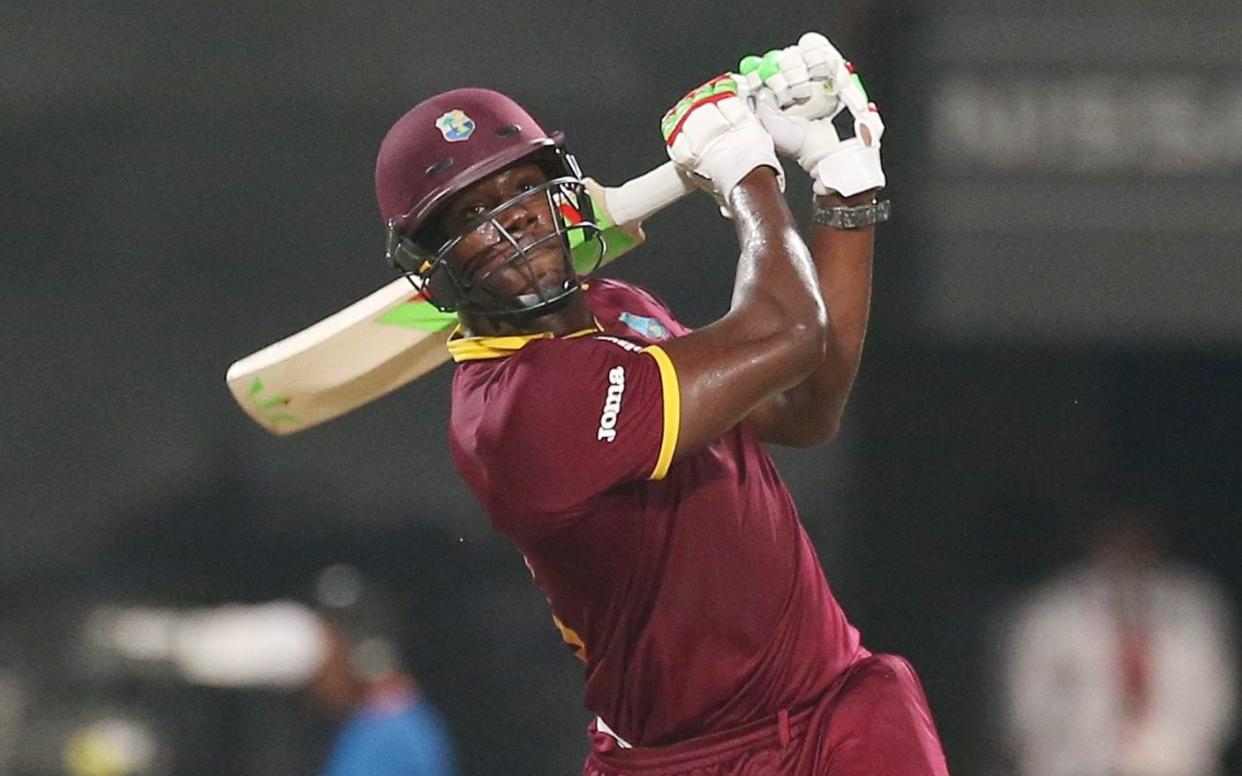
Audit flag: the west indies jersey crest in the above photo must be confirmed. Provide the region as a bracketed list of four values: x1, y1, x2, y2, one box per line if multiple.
[448, 278, 864, 747]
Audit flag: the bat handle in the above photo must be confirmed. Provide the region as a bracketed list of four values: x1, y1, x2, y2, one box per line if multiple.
[590, 161, 696, 231]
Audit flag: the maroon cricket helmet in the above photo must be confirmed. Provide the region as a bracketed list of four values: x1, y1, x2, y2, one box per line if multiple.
[375, 88, 565, 237]
[375, 88, 603, 318]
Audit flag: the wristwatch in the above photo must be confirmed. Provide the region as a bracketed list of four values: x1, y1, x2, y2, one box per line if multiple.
[812, 199, 891, 229]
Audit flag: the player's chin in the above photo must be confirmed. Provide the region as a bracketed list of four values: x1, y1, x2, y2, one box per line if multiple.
[498, 269, 571, 300]
[492, 245, 571, 294]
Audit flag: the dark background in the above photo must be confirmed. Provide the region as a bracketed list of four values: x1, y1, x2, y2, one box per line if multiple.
[3, 1, 1240, 773]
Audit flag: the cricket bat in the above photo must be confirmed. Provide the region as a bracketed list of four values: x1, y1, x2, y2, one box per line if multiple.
[227, 161, 695, 435]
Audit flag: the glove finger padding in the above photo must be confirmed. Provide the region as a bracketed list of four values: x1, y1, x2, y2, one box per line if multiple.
[739, 43, 841, 121]
[753, 48, 810, 107]
[747, 31, 886, 198]
[798, 32, 845, 82]
[662, 74, 783, 213]
[781, 46, 813, 103]
[737, 55, 764, 95]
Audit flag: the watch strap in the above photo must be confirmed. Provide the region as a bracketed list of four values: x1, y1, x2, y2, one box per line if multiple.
[812, 199, 891, 229]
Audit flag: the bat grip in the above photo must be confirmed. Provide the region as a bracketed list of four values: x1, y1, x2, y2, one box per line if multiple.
[597, 161, 695, 229]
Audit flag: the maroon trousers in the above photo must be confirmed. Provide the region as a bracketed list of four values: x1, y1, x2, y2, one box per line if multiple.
[583, 654, 949, 776]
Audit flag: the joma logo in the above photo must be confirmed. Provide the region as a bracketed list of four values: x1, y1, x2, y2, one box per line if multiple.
[597, 366, 626, 442]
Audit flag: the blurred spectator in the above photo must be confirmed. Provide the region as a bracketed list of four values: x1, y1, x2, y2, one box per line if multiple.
[309, 565, 456, 776]
[83, 565, 456, 776]
[1000, 501, 1238, 776]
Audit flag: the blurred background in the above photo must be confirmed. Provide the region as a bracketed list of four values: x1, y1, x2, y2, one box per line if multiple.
[3, 0, 1241, 773]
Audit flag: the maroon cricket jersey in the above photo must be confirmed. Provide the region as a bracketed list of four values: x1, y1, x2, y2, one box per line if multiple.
[448, 278, 865, 747]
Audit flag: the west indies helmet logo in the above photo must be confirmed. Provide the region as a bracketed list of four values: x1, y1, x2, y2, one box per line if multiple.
[435, 109, 476, 142]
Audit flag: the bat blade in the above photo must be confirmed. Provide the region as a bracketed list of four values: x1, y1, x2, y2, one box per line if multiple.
[227, 161, 693, 435]
[226, 279, 453, 434]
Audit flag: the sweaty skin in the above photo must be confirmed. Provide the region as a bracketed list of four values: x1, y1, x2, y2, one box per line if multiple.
[654, 167, 829, 460]
[743, 188, 878, 447]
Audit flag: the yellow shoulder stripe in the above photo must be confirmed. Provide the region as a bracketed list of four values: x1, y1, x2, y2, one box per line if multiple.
[447, 321, 603, 363]
[447, 331, 552, 362]
[642, 345, 680, 480]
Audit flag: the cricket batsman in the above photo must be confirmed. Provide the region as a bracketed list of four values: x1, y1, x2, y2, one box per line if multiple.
[376, 31, 949, 775]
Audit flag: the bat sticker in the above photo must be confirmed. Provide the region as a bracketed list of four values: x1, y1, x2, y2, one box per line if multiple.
[247, 378, 301, 426]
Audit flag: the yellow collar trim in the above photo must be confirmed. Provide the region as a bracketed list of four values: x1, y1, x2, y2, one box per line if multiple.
[448, 321, 602, 363]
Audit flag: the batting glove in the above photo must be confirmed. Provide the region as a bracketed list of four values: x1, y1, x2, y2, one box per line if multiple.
[738, 33, 885, 197]
[661, 74, 784, 214]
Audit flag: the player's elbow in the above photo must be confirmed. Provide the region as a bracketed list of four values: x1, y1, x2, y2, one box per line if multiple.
[759, 412, 840, 448]
[769, 389, 849, 448]
[812, 416, 844, 446]
[784, 317, 829, 377]
[735, 291, 828, 381]
[754, 286, 828, 359]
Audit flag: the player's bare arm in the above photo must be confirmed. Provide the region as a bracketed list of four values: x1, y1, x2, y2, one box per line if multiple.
[735, 35, 891, 447]
[745, 187, 877, 447]
[656, 78, 829, 461]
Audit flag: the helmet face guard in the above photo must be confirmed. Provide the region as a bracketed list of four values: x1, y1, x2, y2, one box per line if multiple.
[386, 150, 605, 319]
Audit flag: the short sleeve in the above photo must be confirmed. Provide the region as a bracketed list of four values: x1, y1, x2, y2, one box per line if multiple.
[475, 335, 680, 519]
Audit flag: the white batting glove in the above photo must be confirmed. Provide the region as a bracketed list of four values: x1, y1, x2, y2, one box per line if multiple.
[661, 74, 784, 214]
[738, 33, 885, 197]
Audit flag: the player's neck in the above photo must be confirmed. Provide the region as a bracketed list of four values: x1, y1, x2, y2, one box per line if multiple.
[459, 292, 595, 338]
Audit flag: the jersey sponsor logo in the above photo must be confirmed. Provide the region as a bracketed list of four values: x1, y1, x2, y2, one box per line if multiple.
[619, 311, 670, 340]
[594, 335, 642, 352]
[435, 109, 476, 142]
[597, 366, 626, 442]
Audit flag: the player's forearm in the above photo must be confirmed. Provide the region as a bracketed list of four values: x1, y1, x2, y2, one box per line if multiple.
[724, 168, 828, 366]
[763, 189, 875, 446]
